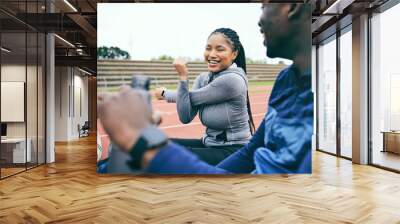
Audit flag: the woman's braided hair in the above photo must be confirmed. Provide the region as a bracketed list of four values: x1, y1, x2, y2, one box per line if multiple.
[209, 28, 256, 134]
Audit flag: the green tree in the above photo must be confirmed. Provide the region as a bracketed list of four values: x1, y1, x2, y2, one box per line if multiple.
[154, 55, 174, 61]
[97, 46, 130, 60]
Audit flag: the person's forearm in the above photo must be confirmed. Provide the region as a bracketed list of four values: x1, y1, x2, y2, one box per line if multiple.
[179, 75, 188, 81]
[188, 73, 246, 106]
[176, 80, 198, 124]
[163, 90, 177, 103]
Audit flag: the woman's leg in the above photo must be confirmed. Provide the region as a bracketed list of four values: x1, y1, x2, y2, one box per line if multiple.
[170, 138, 204, 148]
[186, 145, 242, 166]
[170, 138, 242, 166]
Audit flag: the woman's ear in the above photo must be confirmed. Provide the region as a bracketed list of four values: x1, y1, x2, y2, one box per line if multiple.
[288, 3, 303, 20]
[232, 51, 238, 61]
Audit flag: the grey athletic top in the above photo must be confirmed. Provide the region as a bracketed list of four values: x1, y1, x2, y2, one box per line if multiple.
[164, 63, 251, 147]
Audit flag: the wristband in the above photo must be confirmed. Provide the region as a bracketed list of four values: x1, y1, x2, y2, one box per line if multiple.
[127, 137, 148, 169]
[127, 126, 168, 169]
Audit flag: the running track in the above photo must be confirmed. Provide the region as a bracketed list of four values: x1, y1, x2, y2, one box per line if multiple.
[98, 86, 272, 160]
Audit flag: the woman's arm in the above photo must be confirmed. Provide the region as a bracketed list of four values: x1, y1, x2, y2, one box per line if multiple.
[154, 87, 177, 103]
[189, 73, 246, 106]
[163, 90, 177, 103]
[176, 75, 203, 124]
[173, 58, 205, 124]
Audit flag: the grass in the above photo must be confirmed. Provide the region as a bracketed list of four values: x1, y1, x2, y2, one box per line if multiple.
[249, 81, 275, 87]
[98, 80, 275, 93]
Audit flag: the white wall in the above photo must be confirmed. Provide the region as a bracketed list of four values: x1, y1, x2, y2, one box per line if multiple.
[55, 67, 89, 141]
[55, 66, 69, 141]
[72, 73, 89, 138]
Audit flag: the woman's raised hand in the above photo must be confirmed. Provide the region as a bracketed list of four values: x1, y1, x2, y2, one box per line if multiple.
[173, 57, 189, 81]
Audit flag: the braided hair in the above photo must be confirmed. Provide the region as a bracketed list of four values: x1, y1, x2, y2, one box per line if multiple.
[209, 28, 256, 135]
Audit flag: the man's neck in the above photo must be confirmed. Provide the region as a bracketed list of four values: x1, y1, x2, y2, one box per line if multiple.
[290, 28, 311, 76]
[292, 49, 311, 76]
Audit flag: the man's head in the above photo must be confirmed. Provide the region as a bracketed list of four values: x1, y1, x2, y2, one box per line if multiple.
[258, 3, 310, 60]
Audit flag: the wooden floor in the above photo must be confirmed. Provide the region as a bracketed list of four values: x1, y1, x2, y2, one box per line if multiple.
[1, 164, 44, 178]
[1, 167, 26, 178]
[1, 135, 400, 223]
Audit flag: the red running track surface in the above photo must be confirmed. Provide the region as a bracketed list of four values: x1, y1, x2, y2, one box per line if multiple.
[98, 86, 272, 161]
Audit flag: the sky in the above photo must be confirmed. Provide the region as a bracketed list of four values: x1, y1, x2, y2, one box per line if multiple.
[98, 3, 292, 64]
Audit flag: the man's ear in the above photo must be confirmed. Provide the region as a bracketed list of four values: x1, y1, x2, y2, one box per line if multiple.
[288, 3, 303, 20]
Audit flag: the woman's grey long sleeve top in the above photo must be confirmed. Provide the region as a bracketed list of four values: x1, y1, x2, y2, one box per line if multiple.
[175, 63, 251, 147]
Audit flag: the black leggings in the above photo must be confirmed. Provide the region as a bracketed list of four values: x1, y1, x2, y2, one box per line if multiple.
[170, 138, 243, 166]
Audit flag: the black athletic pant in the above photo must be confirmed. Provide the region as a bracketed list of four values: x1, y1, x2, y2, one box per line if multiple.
[170, 138, 243, 166]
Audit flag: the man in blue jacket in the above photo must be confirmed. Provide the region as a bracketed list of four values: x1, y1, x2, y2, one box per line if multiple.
[98, 3, 313, 174]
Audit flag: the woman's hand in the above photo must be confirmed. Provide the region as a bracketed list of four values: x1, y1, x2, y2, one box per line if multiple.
[173, 57, 189, 81]
[154, 87, 166, 100]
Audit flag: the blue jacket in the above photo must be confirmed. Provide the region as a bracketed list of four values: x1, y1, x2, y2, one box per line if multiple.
[146, 65, 313, 174]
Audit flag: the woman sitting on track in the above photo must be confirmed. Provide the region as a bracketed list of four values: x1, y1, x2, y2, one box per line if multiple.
[154, 28, 255, 165]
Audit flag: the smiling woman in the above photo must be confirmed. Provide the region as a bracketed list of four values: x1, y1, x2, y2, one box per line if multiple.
[154, 28, 255, 165]
[204, 33, 238, 73]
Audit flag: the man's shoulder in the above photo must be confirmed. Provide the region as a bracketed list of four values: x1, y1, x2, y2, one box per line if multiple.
[269, 65, 293, 92]
[275, 65, 292, 83]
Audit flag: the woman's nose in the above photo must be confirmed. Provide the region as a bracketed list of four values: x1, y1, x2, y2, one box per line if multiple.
[209, 49, 217, 58]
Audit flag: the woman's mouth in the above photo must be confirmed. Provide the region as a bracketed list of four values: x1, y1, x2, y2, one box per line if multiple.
[208, 59, 219, 65]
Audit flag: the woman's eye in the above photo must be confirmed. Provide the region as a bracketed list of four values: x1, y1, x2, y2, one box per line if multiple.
[217, 48, 225, 52]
